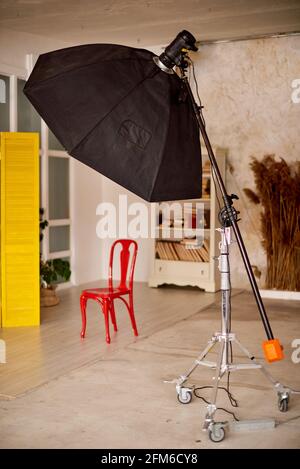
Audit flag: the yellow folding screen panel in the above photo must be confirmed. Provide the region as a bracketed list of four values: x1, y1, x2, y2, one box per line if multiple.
[0, 132, 40, 327]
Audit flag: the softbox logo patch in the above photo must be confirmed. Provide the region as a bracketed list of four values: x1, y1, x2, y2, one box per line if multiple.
[118, 120, 152, 150]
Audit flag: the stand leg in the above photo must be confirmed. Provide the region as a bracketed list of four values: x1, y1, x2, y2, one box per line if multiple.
[174, 336, 218, 403]
[233, 337, 297, 403]
[176, 337, 217, 385]
[234, 337, 280, 385]
[203, 341, 225, 430]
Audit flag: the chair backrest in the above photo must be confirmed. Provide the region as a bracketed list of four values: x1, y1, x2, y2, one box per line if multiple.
[108, 239, 138, 291]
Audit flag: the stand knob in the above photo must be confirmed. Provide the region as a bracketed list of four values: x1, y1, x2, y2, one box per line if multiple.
[218, 206, 240, 227]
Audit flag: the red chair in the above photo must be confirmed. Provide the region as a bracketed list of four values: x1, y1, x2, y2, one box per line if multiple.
[80, 239, 138, 344]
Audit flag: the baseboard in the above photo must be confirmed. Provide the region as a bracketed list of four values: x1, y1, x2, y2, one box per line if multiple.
[259, 289, 300, 301]
[56, 281, 73, 291]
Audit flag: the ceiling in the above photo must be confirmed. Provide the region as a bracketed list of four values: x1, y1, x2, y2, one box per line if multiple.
[0, 0, 300, 47]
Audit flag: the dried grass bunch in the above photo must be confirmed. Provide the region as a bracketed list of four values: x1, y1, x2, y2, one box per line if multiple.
[244, 155, 300, 291]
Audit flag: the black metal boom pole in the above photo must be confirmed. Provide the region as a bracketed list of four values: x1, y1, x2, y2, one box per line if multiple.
[183, 77, 274, 340]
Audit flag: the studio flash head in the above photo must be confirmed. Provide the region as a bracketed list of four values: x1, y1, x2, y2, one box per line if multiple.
[154, 30, 198, 73]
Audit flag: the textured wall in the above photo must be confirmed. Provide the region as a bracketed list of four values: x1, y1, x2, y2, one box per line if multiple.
[192, 36, 300, 288]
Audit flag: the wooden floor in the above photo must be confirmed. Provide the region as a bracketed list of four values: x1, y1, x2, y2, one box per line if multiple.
[1, 284, 300, 448]
[0, 281, 219, 398]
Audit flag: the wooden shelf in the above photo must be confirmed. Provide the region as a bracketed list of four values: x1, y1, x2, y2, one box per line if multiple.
[148, 146, 226, 292]
[155, 227, 210, 240]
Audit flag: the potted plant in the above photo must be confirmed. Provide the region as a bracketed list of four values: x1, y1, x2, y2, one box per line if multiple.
[40, 209, 71, 306]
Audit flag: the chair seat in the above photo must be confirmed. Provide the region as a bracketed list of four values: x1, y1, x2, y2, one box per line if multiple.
[82, 287, 130, 299]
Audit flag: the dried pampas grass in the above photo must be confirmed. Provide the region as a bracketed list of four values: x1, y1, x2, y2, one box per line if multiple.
[244, 155, 300, 291]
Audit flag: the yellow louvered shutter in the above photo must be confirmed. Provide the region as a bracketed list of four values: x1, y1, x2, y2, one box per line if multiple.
[1, 132, 40, 327]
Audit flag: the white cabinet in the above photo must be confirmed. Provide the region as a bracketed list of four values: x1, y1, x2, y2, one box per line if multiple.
[148, 147, 226, 292]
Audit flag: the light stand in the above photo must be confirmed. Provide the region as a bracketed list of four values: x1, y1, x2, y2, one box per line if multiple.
[172, 225, 298, 442]
[155, 30, 299, 442]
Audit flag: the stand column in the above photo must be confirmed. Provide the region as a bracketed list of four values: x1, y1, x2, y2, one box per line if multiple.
[219, 228, 231, 371]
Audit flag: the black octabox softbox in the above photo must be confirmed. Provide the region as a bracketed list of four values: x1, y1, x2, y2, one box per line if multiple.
[24, 43, 202, 201]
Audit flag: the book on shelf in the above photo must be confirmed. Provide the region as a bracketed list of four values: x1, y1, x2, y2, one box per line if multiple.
[155, 239, 210, 263]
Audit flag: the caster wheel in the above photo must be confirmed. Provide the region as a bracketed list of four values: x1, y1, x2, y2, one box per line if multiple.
[208, 425, 225, 443]
[278, 398, 289, 412]
[177, 389, 192, 405]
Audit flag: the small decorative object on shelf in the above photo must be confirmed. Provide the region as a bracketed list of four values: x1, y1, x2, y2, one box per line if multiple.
[149, 146, 226, 292]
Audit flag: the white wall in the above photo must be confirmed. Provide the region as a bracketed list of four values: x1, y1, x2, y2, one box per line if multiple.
[1, 29, 299, 288]
[0, 28, 70, 76]
[71, 159, 103, 285]
[99, 178, 153, 283]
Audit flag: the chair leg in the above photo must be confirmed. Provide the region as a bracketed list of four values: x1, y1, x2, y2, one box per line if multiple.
[128, 293, 138, 336]
[109, 300, 118, 332]
[80, 294, 87, 338]
[102, 299, 111, 344]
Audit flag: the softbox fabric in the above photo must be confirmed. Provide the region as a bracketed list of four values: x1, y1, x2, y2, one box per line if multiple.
[24, 44, 202, 202]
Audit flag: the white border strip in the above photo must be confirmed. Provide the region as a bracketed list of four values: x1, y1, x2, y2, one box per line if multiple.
[48, 150, 69, 158]
[48, 250, 71, 260]
[48, 219, 71, 227]
[9, 75, 17, 131]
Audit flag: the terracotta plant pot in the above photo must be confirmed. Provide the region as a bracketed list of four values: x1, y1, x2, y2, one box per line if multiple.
[40, 286, 60, 307]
